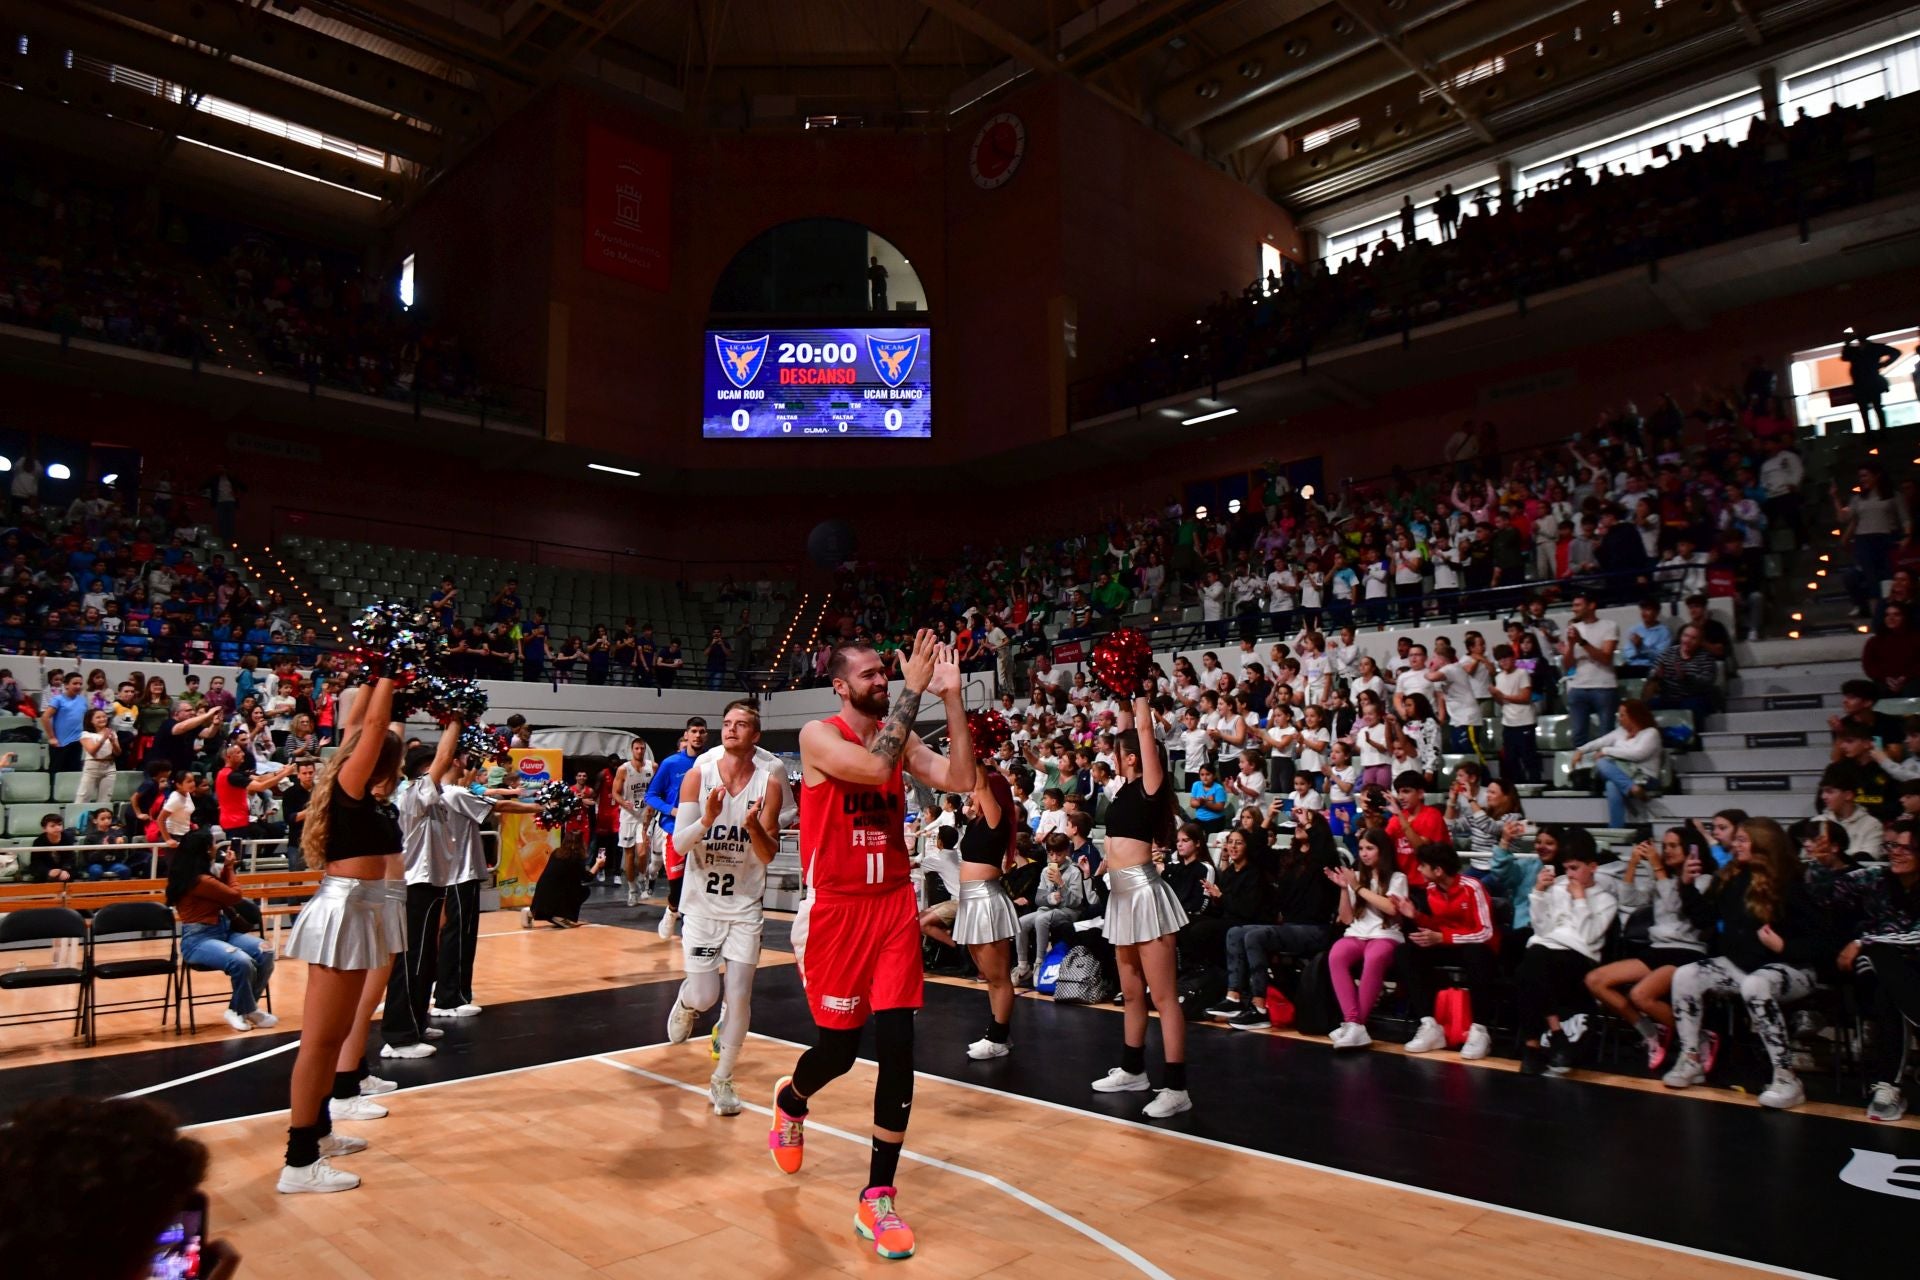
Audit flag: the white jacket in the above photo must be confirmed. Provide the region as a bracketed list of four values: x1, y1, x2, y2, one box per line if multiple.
[1526, 879, 1619, 961]
[1579, 725, 1663, 783]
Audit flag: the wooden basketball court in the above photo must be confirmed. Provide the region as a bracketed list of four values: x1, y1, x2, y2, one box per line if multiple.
[4, 906, 1914, 1279]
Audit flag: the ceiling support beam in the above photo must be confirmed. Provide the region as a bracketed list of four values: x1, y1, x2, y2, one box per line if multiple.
[1729, 0, 1766, 46]
[1331, 0, 1494, 144]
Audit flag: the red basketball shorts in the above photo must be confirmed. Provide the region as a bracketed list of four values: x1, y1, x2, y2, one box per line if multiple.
[790, 883, 924, 1030]
[663, 832, 684, 880]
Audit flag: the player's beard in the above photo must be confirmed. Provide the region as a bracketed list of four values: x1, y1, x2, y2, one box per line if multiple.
[848, 686, 890, 718]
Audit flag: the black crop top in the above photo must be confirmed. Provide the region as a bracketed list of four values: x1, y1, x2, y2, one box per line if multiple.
[1104, 778, 1168, 842]
[958, 808, 1012, 867]
[322, 781, 404, 862]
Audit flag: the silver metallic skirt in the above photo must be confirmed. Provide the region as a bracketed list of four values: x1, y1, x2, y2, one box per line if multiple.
[284, 876, 406, 969]
[953, 878, 1019, 946]
[1102, 862, 1189, 946]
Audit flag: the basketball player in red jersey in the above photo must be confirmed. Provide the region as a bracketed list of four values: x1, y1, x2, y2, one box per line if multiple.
[769, 630, 973, 1261]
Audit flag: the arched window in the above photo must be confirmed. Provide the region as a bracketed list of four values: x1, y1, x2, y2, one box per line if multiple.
[710, 218, 926, 317]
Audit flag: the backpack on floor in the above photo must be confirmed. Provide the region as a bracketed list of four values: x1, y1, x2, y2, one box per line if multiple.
[1051, 945, 1116, 1005]
[1435, 987, 1474, 1047]
[1035, 939, 1071, 995]
[1266, 989, 1297, 1029]
[1289, 949, 1341, 1036]
[1175, 964, 1228, 1016]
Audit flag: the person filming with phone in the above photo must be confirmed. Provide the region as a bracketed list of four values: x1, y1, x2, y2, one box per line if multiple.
[0, 1095, 241, 1278]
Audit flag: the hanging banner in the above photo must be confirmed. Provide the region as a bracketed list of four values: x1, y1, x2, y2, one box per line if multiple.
[583, 125, 671, 291]
[496, 748, 564, 907]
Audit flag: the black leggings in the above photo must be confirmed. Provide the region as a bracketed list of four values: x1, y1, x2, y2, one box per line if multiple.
[792, 1008, 916, 1133]
[667, 873, 683, 913]
[1516, 945, 1595, 1038]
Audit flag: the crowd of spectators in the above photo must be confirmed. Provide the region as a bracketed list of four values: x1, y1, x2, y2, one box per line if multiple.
[809, 382, 1916, 692]
[908, 650, 1920, 1118]
[0, 163, 490, 408]
[1085, 97, 1900, 415]
[0, 473, 325, 668]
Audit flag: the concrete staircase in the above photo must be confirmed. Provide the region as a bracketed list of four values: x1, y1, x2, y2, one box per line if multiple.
[1526, 633, 1868, 826]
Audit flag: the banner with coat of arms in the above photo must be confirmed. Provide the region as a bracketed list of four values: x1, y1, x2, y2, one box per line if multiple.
[584, 125, 670, 290]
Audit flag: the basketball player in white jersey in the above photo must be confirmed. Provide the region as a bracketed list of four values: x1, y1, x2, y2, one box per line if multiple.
[613, 736, 655, 907]
[667, 699, 783, 1115]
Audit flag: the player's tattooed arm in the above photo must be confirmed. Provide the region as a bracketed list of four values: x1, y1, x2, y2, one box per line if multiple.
[869, 688, 922, 769]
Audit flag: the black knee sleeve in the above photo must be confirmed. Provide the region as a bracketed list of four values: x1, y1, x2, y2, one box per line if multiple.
[871, 1008, 915, 1132]
[792, 1026, 862, 1097]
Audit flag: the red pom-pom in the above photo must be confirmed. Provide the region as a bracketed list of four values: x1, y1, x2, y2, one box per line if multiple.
[966, 709, 1011, 762]
[1089, 628, 1153, 699]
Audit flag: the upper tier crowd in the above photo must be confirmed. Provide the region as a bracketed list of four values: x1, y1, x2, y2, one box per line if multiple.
[1086, 97, 1896, 414]
[0, 165, 485, 408]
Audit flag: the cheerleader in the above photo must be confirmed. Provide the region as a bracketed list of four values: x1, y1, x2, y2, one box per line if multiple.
[277, 676, 406, 1194]
[953, 763, 1021, 1060]
[1090, 686, 1189, 1118]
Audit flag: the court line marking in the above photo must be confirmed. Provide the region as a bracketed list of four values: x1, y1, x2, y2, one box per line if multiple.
[116, 1040, 301, 1099]
[177, 1038, 675, 1131]
[594, 1055, 1176, 1280]
[740, 1033, 1828, 1280]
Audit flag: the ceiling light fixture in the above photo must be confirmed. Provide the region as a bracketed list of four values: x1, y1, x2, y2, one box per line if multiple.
[1181, 408, 1239, 426]
[588, 463, 641, 477]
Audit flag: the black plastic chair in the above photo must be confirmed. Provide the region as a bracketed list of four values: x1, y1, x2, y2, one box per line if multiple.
[87, 902, 179, 1047]
[0, 908, 89, 1041]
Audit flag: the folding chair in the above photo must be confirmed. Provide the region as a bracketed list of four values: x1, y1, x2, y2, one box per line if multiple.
[0, 907, 88, 1042]
[86, 901, 179, 1046]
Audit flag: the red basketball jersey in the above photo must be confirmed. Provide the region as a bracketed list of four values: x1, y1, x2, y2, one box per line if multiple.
[800, 714, 910, 897]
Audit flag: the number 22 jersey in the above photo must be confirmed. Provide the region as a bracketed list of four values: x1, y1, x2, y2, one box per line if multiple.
[683, 756, 771, 922]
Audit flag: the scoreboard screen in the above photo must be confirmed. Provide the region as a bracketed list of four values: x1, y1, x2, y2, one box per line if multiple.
[702, 328, 932, 439]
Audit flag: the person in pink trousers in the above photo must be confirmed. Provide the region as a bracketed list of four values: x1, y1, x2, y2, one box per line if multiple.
[1321, 828, 1408, 1049]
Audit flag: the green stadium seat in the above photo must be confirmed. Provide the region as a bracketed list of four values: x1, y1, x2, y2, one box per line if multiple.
[5, 744, 46, 771]
[2, 772, 51, 803]
[5, 802, 61, 835]
[51, 774, 80, 803]
[112, 771, 143, 802]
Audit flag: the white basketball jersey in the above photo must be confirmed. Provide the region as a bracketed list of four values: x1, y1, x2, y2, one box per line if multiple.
[621, 763, 651, 813]
[683, 756, 771, 922]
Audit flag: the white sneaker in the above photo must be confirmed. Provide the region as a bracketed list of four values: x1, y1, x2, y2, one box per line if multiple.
[1758, 1072, 1805, 1110]
[222, 1009, 251, 1032]
[967, 1037, 1010, 1060]
[455, 1003, 483, 1016]
[1328, 1022, 1354, 1047]
[330, 1095, 389, 1121]
[657, 910, 678, 940]
[430, 1005, 479, 1018]
[360, 1074, 398, 1096]
[423, 1027, 444, 1040]
[245, 1009, 279, 1029]
[521, 907, 532, 929]
[1143, 1089, 1192, 1119]
[277, 1157, 360, 1194]
[1344, 1023, 1373, 1050]
[318, 1134, 368, 1158]
[1460, 1024, 1492, 1061]
[625, 887, 639, 908]
[709, 1077, 742, 1116]
[380, 1041, 435, 1059]
[1868, 1082, 1909, 1122]
[1404, 1017, 1448, 1054]
[667, 999, 696, 1045]
[1010, 964, 1032, 988]
[1090, 1067, 1151, 1093]
[1662, 1051, 1707, 1089]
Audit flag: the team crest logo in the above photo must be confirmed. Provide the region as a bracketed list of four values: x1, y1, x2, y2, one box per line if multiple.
[866, 333, 921, 388]
[714, 334, 770, 389]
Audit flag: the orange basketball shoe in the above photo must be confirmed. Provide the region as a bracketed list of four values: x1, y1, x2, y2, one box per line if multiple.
[855, 1186, 916, 1260]
[767, 1075, 805, 1174]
